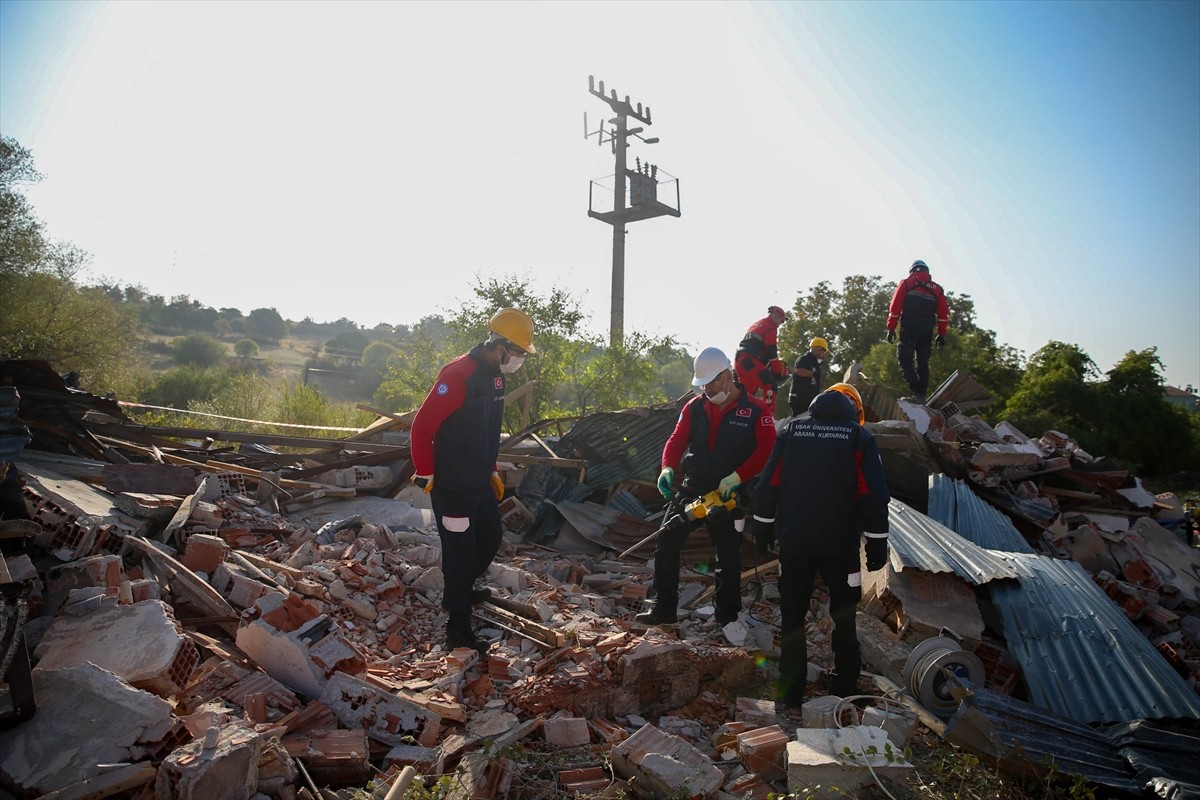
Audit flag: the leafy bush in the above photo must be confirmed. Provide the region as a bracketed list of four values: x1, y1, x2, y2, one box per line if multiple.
[171, 333, 226, 367]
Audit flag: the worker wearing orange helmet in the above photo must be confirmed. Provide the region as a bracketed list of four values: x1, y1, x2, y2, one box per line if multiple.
[752, 382, 889, 706]
[787, 337, 829, 417]
[735, 305, 790, 413]
[411, 308, 535, 655]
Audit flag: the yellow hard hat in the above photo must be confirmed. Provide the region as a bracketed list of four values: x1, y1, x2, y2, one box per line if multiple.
[811, 337, 830, 351]
[488, 308, 536, 354]
[827, 382, 864, 425]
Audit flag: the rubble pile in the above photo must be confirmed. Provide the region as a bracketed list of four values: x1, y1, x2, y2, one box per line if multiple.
[1, 359, 1198, 799]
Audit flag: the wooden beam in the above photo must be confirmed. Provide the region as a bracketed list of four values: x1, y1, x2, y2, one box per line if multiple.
[33, 761, 156, 800]
[124, 536, 239, 636]
[89, 421, 406, 454]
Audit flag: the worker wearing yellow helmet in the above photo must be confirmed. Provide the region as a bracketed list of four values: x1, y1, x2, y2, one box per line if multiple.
[787, 337, 830, 417]
[410, 307, 535, 655]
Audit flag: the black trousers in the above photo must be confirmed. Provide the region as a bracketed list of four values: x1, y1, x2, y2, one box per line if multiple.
[897, 328, 933, 396]
[776, 551, 862, 706]
[432, 487, 503, 630]
[652, 510, 742, 617]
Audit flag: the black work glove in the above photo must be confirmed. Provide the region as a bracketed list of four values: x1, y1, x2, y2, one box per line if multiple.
[865, 537, 889, 571]
[753, 518, 776, 559]
[935, 334, 945, 350]
[885, 330, 896, 344]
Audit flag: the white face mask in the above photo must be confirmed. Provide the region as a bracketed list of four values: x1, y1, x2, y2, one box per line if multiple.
[500, 354, 525, 374]
[704, 374, 730, 404]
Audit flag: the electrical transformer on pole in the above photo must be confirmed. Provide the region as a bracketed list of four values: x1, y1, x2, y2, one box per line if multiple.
[585, 76, 681, 348]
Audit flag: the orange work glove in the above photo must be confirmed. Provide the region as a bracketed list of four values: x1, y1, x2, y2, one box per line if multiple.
[490, 471, 505, 502]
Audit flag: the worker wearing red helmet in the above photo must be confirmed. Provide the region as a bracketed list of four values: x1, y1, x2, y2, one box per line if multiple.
[735, 305, 790, 413]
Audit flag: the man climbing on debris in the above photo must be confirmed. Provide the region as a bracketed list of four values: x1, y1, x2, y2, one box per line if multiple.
[787, 337, 829, 417]
[735, 305, 790, 413]
[410, 307, 536, 655]
[752, 382, 890, 708]
[885, 259, 950, 402]
[635, 347, 776, 628]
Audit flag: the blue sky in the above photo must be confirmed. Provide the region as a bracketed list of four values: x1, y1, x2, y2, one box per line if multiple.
[2, 0, 1197, 391]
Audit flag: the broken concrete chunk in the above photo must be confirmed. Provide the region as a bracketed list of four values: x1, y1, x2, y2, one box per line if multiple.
[0, 663, 175, 796]
[611, 723, 724, 799]
[157, 721, 262, 800]
[34, 598, 199, 696]
[788, 725, 912, 795]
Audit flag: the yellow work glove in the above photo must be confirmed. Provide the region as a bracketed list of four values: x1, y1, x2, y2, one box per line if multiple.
[718, 471, 741, 500]
[413, 474, 434, 493]
[657, 467, 675, 499]
[490, 471, 505, 502]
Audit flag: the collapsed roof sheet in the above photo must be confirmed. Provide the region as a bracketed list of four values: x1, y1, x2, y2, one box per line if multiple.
[887, 500, 1020, 584]
[990, 552, 1200, 724]
[928, 474, 1036, 554]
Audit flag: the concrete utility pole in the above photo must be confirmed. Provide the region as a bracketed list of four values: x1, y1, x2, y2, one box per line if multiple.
[585, 76, 680, 347]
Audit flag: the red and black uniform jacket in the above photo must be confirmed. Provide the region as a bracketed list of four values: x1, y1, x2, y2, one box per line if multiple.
[753, 391, 889, 558]
[662, 388, 775, 496]
[410, 343, 505, 493]
[886, 269, 949, 336]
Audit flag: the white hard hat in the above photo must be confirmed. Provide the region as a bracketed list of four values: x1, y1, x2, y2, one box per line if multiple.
[691, 347, 732, 387]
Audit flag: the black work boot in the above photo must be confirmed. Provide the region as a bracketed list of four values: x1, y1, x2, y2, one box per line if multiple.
[470, 586, 493, 604]
[715, 607, 739, 625]
[633, 604, 678, 627]
[445, 615, 488, 655]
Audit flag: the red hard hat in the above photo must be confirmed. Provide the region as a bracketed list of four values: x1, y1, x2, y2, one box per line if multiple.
[768, 305, 788, 323]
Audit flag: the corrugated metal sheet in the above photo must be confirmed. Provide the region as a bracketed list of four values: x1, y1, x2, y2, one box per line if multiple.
[926, 369, 996, 410]
[887, 500, 1020, 584]
[990, 552, 1200, 724]
[928, 474, 1036, 554]
[945, 685, 1142, 794]
[550, 405, 682, 487]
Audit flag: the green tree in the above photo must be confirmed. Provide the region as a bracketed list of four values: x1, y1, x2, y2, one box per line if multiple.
[245, 307, 287, 342]
[140, 365, 239, 409]
[325, 329, 370, 362]
[784, 275, 1024, 408]
[861, 292, 1024, 409]
[234, 338, 259, 358]
[999, 342, 1102, 449]
[171, 333, 226, 367]
[1096, 348, 1199, 476]
[778, 275, 893, 376]
[0, 135, 140, 394]
[373, 315, 457, 413]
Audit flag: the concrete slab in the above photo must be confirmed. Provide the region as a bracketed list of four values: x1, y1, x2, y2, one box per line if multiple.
[0, 663, 175, 796]
[788, 725, 912, 796]
[34, 599, 198, 696]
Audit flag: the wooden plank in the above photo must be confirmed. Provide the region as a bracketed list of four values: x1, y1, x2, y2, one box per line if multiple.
[495, 453, 588, 470]
[124, 536, 239, 636]
[33, 761, 156, 800]
[158, 475, 207, 544]
[103, 463, 198, 495]
[473, 605, 565, 648]
[89, 421, 406, 454]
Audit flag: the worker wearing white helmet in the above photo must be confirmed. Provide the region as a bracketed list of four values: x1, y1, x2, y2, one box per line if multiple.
[635, 347, 776, 628]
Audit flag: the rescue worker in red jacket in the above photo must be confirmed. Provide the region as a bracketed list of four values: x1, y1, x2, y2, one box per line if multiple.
[753, 383, 890, 707]
[410, 308, 535, 654]
[885, 259, 950, 401]
[636, 347, 776, 627]
[735, 305, 790, 413]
